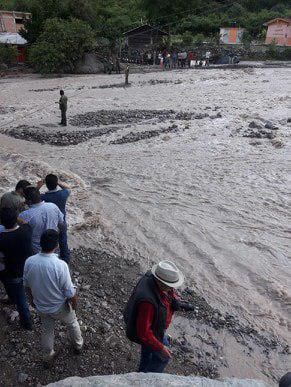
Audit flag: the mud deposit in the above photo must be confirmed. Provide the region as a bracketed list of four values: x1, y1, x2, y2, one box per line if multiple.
[0, 68, 290, 385]
[0, 247, 288, 386]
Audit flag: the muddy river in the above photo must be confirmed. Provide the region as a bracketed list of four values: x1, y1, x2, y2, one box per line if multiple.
[0, 66, 290, 383]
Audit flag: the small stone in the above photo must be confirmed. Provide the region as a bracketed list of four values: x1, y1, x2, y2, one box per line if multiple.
[265, 121, 278, 130]
[18, 373, 29, 383]
[249, 121, 262, 129]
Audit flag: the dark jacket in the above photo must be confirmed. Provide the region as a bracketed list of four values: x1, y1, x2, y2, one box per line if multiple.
[123, 271, 167, 344]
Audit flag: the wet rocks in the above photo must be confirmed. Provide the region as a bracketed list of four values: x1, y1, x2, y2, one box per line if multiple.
[243, 128, 276, 140]
[18, 372, 29, 383]
[0, 106, 15, 114]
[271, 138, 284, 148]
[3, 125, 120, 146]
[264, 121, 278, 130]
[110, 124, 181, 145]
[70, 109, 210, 129]
[70, 110, 174, 128]
[249, 121, 263, 129]
[29, 87, 59, 93]
[98, 83, 129, 89]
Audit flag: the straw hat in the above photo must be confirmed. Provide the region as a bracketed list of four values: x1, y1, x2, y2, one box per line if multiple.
[151, 261, 184, 288]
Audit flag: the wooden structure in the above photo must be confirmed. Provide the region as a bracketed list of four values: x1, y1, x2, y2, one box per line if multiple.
[219, 27, 245, 45]
[124, 24, 169, 50]
[264, 18, 291, 47]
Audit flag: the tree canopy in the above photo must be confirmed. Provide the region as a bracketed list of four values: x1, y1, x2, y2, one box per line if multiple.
[0, 0, 291, 42]
[0, 0, 290, 42]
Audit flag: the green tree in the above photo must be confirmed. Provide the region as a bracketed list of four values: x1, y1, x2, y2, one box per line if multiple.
[29, 18, 95, 73]
[0, 44, 17, 64]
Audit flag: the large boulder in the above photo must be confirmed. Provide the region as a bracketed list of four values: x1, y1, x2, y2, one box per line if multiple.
[75, 53, 105, 74]
[47, 372, 269, 387]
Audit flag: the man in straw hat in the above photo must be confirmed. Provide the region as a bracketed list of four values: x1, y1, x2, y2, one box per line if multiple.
[124, 260, 193, 373]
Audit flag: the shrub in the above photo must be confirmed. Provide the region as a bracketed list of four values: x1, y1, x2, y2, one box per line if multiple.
[182, 31, 193, 46]
[29, 18, 95, 73]
[266, 41, 291, 60]
[0, 44, 18, 65]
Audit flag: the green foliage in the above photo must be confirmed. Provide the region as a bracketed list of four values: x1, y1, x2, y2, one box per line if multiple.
[29, 18, 95, 73]
[241, 30, 252, 47]
[0, 44, 17, 64]
[1, 0, 291, 47]
[193, 33, 206, 44]
[182, 31, 193, 46]
[266, 43, 291, 60]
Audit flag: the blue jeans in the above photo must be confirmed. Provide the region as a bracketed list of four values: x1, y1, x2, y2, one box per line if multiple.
[3, 278, 31, 326]
[138, 335, 170, 373]
[59, 223, 70, 264]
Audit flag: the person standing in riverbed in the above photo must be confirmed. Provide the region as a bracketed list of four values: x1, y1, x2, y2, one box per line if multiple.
[37, 174, 71, 263]
[59, 90, 68, 126]
[125, 65, 130, 85]
[23, 230, 83, 367]
[124, 261, 194, 373]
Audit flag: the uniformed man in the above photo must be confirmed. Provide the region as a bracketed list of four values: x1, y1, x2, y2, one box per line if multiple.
[59, 90, 68, 126]
[125, 65, 129, 85]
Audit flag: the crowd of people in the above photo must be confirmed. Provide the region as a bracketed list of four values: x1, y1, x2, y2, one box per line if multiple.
[0, 179, 290, 381]
[121, 49, 213, 69]
[0, 174, 194, 373]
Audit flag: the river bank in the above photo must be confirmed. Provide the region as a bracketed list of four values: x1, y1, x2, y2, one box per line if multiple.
[0, 247, 287, 386]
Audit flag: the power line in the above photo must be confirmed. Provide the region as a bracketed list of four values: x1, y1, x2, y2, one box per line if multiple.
[126, 0, 240, 37]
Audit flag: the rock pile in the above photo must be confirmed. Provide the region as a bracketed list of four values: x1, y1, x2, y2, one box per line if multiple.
[70, 109, 213, 128]
[110, 124, 181, 145]
[242, 121, 280, 140]
[3, 125, 120, 146]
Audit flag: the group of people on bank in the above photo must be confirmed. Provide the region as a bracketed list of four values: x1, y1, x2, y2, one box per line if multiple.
[0, 175, 80, 365]
[0, 174, 193, 372]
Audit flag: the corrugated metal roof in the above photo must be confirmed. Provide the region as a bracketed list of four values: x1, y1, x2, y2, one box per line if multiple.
[123, 24, 169, 36]
[0, 32, 27, 45]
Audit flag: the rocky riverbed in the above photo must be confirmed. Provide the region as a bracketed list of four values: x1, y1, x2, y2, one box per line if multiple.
[0, 247, 287, 386]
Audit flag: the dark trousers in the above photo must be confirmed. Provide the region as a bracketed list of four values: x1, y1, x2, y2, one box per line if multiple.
[0, 276, 31, 326]
[61, 109, 67, 126]
[59, 223, 70, 264]
[138, 335, 169, 373]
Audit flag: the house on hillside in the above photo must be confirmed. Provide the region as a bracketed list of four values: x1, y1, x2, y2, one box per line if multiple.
[0, 10, 31, 63]
[220, 27, 245, 44]
[123, 24, 169, 64]
[264, 18, 291, 46]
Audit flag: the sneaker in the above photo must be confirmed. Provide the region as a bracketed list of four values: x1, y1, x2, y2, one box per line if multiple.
[20, 319, 33, 331]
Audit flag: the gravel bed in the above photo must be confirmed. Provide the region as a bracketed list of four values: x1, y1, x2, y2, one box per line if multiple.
[0, 247, 287, 386]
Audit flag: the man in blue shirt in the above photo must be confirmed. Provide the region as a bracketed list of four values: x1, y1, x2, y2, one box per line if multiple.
[19, 187, 64, 254]
[24, 229, 83, 366]
[38, 174, 71, 263]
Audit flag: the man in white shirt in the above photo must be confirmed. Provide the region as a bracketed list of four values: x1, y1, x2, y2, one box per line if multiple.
[19, 187, 64, 254]
[23, 229, 83, 366]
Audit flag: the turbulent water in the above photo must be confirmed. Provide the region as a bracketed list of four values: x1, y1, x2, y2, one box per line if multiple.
[0, 66, 290, 382]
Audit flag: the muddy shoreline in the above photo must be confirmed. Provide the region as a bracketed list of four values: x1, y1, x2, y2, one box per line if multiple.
[0, 247, 288, 386]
